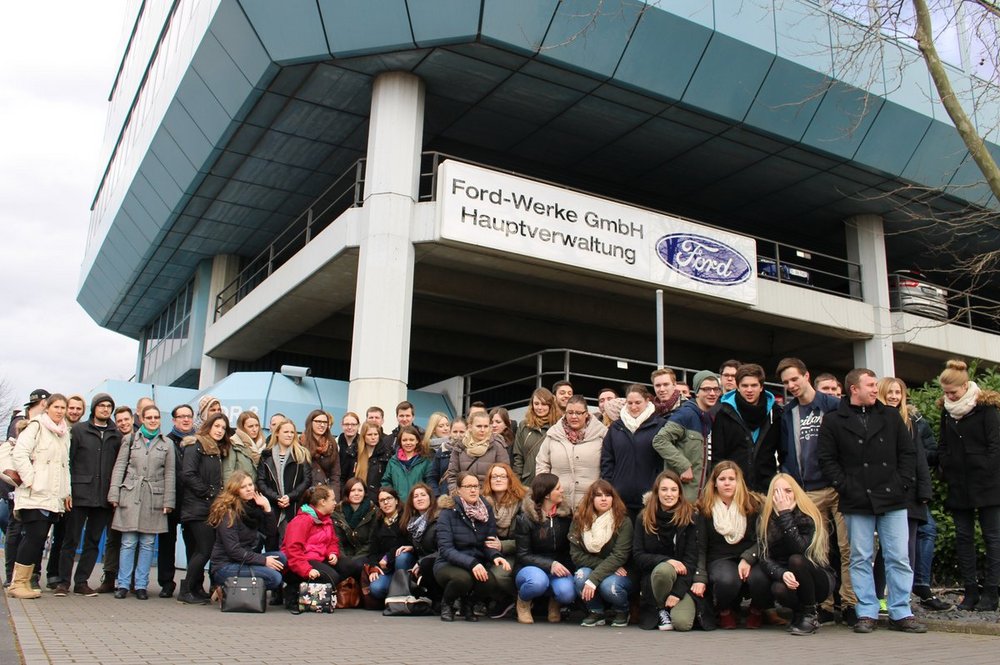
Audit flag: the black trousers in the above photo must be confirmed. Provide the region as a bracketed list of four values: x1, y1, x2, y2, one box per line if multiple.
[45, 519, 66, 580]
[769, 554, 832, 610]
[182, 521, 215, 593]
[708, 558, 772, 611]
[58, 505, 111, 585]
[157, 511, 193, 588]
[15, 510, 60, 566]
[434, 564, 501, 604]
[335, 554, 366, 580]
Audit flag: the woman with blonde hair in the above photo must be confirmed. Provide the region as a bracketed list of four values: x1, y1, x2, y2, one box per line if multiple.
[512, 388, 559, 485]
[757, 473, 832, 635]
[354, 421, 392, 501]
[569, 480, 634, 627]
[337, 411, 362, 488]
[695, 460, 771, 629]
[257, 418, 312, 551]
[633, 470, 699, 631]
[224, 412, 261, 484]
[938, 359, 1000, 611]
[235, 411, 267, 456]
[446, 411, 509, 494]
[425, 412, 453, 496]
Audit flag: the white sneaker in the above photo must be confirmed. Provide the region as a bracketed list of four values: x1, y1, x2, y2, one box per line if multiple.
[658, 608, 673, 631]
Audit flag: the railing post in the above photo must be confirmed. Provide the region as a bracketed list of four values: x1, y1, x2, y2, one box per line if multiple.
[536, 353, 543, 389]
[966, 293, 973, 328]
[463, 374, 471, 416]
[268, 244, 275, 277]
[305, 207, 313, 243]
[655, 289, 664, 367]
[563, 350, 571, 382]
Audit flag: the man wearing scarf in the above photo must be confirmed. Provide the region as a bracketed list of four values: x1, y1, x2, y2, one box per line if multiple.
[653, 370, 721, 503]
[711, 364, 780, 493]
[651, 368, 684, 418]
[157, 404, 196, 597]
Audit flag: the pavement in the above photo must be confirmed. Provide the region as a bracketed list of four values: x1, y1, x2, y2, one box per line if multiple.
[2, 569, 999, 665]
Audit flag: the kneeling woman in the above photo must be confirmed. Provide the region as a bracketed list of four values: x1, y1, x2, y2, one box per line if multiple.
[514, 472, 575, 624]
[208, 471, 286, 601]
[365, 487, 413, 603]
[696, 461, 771, 629]
[758, 474, 832, 635]
[569, 480, 634, 627]
[282, 485, 341, 593]
[632, 471, 699, 631]
[400, 484, 443, 602]
[434, 472, 510, 621]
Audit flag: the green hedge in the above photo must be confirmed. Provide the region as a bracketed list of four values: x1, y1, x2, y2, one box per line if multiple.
[908, 362, 1000, 586]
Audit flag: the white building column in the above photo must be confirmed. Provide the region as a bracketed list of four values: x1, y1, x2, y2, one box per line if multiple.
[845, 214, 895, 378]
[347, 72, 425, 415]
[199, 254, 240, 388]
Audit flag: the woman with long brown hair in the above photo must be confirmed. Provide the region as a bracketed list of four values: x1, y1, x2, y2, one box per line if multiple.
[633, 470, 699, 631]
[569, 480, 634, 627]
[490, 407, 515, 450]
[301, 409, 340, 500]
[481, 462, 526, 615]
[331, 477, 377, 581]
[512, 388, 559, 485]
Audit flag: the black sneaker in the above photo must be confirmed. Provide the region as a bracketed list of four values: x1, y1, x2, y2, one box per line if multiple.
[841, 606, 858, 627]
[114, 588, 128, 599]
[888, 616, 927, 633]
[816, 608, 836, 625]
[853, 616, 877, 634]
[919, 595, 953, 611]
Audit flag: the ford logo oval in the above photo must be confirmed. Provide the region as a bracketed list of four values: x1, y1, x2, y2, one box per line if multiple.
[655, 233, 751, 285]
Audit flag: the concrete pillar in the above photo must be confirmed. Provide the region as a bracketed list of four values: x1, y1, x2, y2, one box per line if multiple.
[845, 214, 895, 378]
[199, 255, 240, 388]
[347, 71, 424, 415]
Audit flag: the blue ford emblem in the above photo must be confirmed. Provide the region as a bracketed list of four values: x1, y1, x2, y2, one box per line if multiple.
[655, 233, 751, 285]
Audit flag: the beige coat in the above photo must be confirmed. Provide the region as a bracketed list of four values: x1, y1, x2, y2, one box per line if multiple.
[446, 434, 510, 493]
[12, 418, 71, 514]
[534, 416, 608, 511]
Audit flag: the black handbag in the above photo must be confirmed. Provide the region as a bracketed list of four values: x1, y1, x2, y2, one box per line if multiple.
[221, 557, 267, 613]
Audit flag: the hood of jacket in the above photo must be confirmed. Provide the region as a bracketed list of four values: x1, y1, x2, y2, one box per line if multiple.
[545, 415, 607, 445]
[719, 389, 776, 417]
[668, 397, 711, 433]
[181, 434, 221, 455]
[520, 494, 573, 523]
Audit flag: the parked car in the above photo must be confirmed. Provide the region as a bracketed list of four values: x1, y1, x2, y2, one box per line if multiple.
[888, 270, 948, 320]
[758, 257, 810, 285]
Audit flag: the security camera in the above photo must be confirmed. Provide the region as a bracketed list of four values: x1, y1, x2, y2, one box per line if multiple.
[280, 365, 312, 383]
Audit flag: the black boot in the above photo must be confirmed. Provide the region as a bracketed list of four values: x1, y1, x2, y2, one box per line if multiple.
[958, 585, 980, 611]
[974, 585, 998, 612]
[440, 598, 456, 622]
[269, 584, 285, 606]
[788, 605, 818, 635]
[462, 595, 478, 622]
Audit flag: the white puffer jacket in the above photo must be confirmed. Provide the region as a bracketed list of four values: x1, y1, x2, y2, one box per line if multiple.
[12, 418, 70, 513]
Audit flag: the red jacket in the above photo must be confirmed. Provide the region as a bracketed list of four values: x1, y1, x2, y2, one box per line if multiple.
[281, 508, 340, 578]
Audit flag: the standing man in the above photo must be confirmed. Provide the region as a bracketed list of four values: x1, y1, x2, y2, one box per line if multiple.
[158, 404, 195, 597]
[66, 395, 87, 425]
[814, 373, 841, 397]
[652, 370, 720, 503]
[718, 360, 741, 395]
[114, 407, 134, 436]
[650, 368, 684, 417]
[552, 381, 574, 411]
[56, 393, 121, 596]
[818, 368, 925, 634]
[777, 357, 857, 625]
[390, 401, 424, 447]
[712, 363, 780, 493]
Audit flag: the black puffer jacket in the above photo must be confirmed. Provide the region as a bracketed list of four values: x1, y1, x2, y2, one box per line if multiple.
[68, 420, 122, 508]
[209, 501, 277, 572]
[758, 507, 818, 580]
[513, 496, 574, 574]
[632, 503, 698, 599]
[938, 390, 1000, 510]
[331, 501, 377, 557]
[256, 451, 312, 526]
[179, 436, 223, 523]
[434, 498, 498, 574]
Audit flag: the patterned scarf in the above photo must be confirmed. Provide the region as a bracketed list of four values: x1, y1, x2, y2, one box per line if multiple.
[563, 417, 588, 444]
[461, 497, 489, 523]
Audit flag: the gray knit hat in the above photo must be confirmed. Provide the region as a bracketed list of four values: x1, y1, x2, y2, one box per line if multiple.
[691, 370, 720, 394]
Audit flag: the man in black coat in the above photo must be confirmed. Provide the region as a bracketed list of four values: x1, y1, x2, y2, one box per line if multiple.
[57, 393, 121, 596]
[818, 368, 924, 635]
[711, 363, 780, 493]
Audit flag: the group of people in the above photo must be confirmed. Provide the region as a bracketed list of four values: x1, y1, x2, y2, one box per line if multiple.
[1, 356, 997, 637]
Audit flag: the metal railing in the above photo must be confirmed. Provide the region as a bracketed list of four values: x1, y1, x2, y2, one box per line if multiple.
[214, 158, 367, 319]
[755, 240, 863, 300]
[887, 273, 1000, 333]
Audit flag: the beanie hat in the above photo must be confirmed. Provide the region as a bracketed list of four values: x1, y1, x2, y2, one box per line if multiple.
[691, 370, 719, 394]
[602, 397, 626, 422]
[90, 392, 115, 416]
[197, 395, 221, 426]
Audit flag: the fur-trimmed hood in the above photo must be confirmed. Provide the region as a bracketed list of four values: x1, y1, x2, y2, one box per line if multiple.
[180, 433, 221, 456]
[936, 388, 1000, 410]
[519, 494, 573, 523]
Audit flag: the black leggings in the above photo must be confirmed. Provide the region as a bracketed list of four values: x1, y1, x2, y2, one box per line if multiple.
[335, 555, 366, 580]
[434, 564, 501, 604]
[182, 521, 215, 593]
[708, 558, 772, 611]
[15, 510, 59, 566]
[770, 554, 831, 610]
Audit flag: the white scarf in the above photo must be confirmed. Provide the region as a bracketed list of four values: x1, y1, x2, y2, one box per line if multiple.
[712, 498, 747, 545]
[619, 401, 655, 433]
[944, 381, 980, 420]
[582, 509, 615, 553]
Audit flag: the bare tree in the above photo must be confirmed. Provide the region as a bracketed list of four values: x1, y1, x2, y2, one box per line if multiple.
[0, 377, 16, 437]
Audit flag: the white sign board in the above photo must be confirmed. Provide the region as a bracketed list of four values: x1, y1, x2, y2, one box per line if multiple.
[437, 161, 758, 305]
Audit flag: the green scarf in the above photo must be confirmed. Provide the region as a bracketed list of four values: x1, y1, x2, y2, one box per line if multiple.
[139, 425, 160, 441]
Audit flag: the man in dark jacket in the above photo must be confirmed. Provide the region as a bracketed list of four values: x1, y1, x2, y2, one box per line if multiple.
[159, 404, 195, 597]
[711, 363, 780, 493]
[777, 357, 857, 623]
[818, 368, 924, 635]
[57, 393, 121, 596]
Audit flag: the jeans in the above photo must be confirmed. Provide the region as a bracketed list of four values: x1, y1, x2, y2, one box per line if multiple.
[368, 552, 416, 600]
[573, 567, 632, 612]
[118, 532, 156, 590]
[514, 565, 575, 604]
[211, 551, 286, 591]
[913, 510, 937, 587]
[952, 506, 1000, 587]
[845, 509, 913, 620]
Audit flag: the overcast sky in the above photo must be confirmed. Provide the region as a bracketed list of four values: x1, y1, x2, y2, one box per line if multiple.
[0, 4, 136, 413]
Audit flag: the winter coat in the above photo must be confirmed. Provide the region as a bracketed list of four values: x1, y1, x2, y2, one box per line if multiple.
[652, 399, 713, 503]
[711, 391, 781, 493]
[166, 430, 189, 506]
[631, 499, 699, 599]
[331, 501, 377, 557]
[512, 424, 549, 485]
[513, 495, 574, 574]
[446, 435, 509, 493]
[108, 432, 176, 534]
[434, 497, 499, 574]
[938, 390, 1000, 510]
[895, 407, 934, 522]
[569, 515, 634, 588]
[355, 439, 393, 501]
[381, 453, 432, 501]
[257, 449, 312, 526]
[911, 408, 939, 468]
[310, 443, 341, 500]
[338, 433, 360, 488]
[427, 438, 452, 497]
[282, 508, 341, 579]
[600, 414, 664, 513]
[696, 509, 760, 585]
[404, 503, 442, 559]
[12, 418, 71, 514]
[367, 513, 406, 569]
[179, 436, 223, 523]
[535, 417, 607, 510]
[68, 420, 122, 508]
[209, 501, 277, 571]
[817, 398, 916, 515]
[778, 391, 840, 491]
[220, 437, 258, 485]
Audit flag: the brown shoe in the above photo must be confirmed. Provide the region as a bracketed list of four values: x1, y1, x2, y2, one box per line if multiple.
[764, 607, 789, 626]
[53, 584, 70, 597]
[96, 579, 116, 594]
[547, 597, 561, 623]
[73, 583, 99, 597]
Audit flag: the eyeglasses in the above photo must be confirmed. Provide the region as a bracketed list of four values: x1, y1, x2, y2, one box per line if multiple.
[313, 419, 329, 425]
[699, 387, 722, 394]
[378, 496, 395, 504]
[565, 410, 588, 417]
[176, 414, 193, 419]
[489, 474, 508, 480]
[460, 484, 480, 490]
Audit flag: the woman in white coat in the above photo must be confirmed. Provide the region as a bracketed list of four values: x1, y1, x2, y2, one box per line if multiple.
[535, 395, 608, 511]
